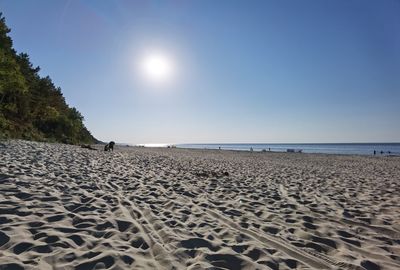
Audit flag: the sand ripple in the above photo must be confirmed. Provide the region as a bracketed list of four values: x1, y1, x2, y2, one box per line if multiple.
[1, 140, 400, 269]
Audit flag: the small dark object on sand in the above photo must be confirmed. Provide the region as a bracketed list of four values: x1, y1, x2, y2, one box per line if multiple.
[104, 141, 115, 151]
[81, 144, 97, 150]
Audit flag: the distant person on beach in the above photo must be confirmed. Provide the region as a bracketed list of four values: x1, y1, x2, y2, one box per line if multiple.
[104, 141, 115, 151]
[374, 150, 376, 155]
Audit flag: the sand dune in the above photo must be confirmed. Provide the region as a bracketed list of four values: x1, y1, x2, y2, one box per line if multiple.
[1, 140, 399, 269]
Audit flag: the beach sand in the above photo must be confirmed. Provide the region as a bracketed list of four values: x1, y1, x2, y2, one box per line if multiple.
[0, 140, 399, 270]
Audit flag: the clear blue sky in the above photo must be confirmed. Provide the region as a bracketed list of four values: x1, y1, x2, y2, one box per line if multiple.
[1, 0, 399, 144]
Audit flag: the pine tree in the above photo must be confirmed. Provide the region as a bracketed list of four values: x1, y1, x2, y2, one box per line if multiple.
[0, 13, 96, 144]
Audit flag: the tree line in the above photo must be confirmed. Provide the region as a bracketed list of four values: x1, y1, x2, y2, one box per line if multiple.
[0, 13, 96, 144]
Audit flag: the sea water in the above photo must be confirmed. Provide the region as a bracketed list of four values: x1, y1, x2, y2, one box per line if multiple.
[176, 143, 400, 155]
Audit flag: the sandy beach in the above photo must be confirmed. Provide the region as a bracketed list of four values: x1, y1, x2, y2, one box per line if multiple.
[0, 140, 399, 270]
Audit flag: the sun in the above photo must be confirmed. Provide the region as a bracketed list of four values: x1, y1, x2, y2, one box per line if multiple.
[141, 52, 174, 84]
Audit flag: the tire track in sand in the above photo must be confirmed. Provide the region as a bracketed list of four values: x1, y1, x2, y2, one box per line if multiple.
[89, 162, 184, 270]
[193, 201, 335, 269]
[149, 176, 345, 270]
[279, 183, 400, 268]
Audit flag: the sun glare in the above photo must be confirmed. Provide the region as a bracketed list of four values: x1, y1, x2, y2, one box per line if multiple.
[141, 52, 174, 84]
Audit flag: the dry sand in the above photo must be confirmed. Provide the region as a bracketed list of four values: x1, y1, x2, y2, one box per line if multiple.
[0, 140, 400, 270]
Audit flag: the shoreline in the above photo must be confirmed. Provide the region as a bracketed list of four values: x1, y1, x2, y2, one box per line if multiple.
[175, 146, 400, 157]
[144, 144, 400, 159]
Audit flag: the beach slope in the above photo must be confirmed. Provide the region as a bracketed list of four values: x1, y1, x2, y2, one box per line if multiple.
[1, 141, 399, 269]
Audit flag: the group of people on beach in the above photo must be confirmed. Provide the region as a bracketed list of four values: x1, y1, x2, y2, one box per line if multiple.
[374, 150, 392, 155]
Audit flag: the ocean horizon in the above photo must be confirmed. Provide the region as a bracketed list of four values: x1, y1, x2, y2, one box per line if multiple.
[173, 143, 400, 155]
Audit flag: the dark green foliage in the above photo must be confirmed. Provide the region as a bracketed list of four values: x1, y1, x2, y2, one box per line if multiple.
[0, 13, 96, 144]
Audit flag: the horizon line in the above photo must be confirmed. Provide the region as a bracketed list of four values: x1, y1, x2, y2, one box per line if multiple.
[121, 141, 400, 146]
